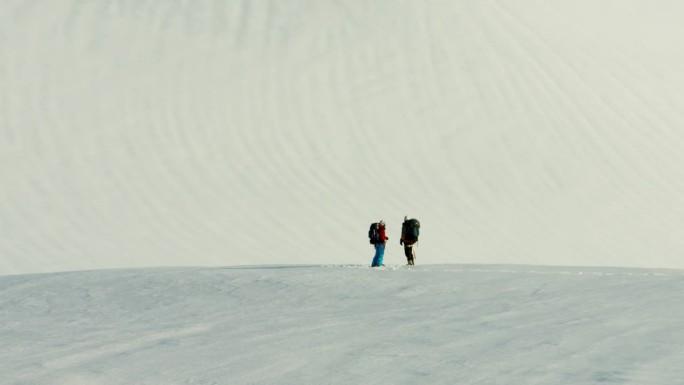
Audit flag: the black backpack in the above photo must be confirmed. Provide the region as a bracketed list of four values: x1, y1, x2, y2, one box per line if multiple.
[368, 223, 381, 244]
[402, 218, 420, 242]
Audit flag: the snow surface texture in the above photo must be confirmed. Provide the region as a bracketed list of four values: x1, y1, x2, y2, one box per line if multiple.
[4, 3, 684, 384]
[5, 0, 684, 385]
[3, 0, 684, 275]
[3, 265, 684, 385]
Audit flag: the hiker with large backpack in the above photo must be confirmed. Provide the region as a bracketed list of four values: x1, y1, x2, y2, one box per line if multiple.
[368, 220, 389, 267]
[400, 216, 420, 265]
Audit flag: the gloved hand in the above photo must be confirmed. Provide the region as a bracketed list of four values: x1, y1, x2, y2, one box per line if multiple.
[400, 240, 403, 245]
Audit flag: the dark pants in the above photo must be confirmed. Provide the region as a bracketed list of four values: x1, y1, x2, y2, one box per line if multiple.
[403, 241, 416, 265]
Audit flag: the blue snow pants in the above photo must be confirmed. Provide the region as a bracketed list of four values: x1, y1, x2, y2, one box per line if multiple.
[371, 243, 385, 267]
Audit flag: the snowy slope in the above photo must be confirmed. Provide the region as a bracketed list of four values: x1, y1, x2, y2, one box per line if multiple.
[3, 265, 684, 385]
[3, 0, 684, 274]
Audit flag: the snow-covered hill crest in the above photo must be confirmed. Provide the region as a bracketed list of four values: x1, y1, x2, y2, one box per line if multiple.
[3, 265, 684, 384]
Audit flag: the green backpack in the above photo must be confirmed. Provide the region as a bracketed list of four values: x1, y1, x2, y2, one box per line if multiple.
[402, 218, 420, 242]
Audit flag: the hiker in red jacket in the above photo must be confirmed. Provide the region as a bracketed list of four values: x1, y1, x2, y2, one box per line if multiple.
[370, 221, 388, 267]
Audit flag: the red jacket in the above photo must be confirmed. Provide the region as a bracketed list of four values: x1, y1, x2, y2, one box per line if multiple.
[379, 225, 388, 243]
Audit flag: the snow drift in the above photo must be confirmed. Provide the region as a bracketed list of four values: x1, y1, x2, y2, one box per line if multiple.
[2, 0, 684, 274]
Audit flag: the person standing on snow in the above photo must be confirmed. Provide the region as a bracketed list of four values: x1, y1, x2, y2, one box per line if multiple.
[369, 220, 389, 267]
[400, 216, 420, 265]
